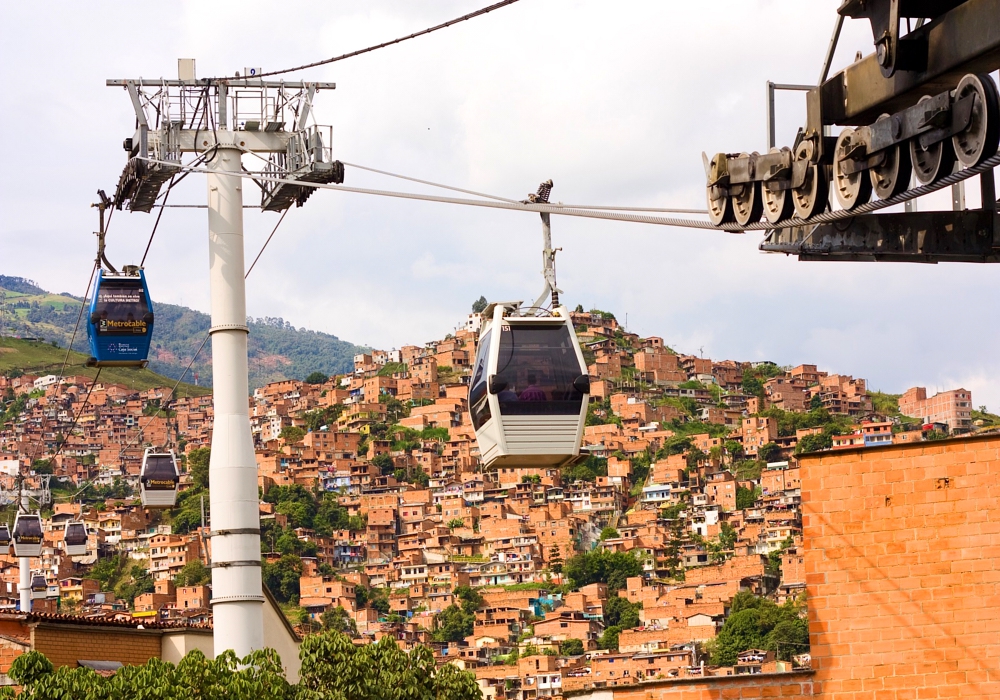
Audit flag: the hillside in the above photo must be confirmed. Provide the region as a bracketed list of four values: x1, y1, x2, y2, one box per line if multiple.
[0, 337, 210, 396]
[0, 274, 367, 389]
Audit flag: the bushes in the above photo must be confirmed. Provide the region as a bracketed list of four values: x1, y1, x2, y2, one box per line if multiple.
[4, 635, 483, 699]
[710, 593, 808, 665]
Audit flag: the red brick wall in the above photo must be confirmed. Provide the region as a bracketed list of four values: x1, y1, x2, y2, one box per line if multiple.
[800, 435, 1000, 698]
[565, 671, 815, 699]
[32, 624, 161, 669]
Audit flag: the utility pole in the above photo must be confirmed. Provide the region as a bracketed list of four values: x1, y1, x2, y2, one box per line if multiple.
[107, 61, 339, 658]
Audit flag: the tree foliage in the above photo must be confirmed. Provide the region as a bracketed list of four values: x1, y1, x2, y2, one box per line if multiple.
[560, 638, 584, 656]
[563, 550, 642, 592]
[174, 560, 210, 587]
[711, 593, 808, 665]
[304, 372, 329, 385]
[736, 485, 760, 510]
[6, 648, 293, 699]
[5, 636, 482, 700]
[88, 554, 154, 606]
[604, 595, 642, 629]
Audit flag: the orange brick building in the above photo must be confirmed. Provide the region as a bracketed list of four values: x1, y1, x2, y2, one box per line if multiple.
[567, 433, 1000, 700]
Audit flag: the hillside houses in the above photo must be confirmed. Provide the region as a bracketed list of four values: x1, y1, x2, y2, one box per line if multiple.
[0, 307, 993, 691]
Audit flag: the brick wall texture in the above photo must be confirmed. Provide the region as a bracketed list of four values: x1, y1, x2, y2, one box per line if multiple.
[566, 672, 815, 699]
[800, 435, 1000, 698]
[32, 625, 161, 669]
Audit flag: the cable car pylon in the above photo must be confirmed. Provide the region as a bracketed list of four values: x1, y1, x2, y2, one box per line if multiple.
[105, 61, 339, 658]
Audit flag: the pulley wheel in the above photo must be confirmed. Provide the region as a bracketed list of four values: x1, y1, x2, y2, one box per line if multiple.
[731, 155, 763, 226]
[706, 156, 734, 226]
[762, 147, 794, 224]
[833, 127, 872, 210]
[952, 73, 1000, 168]
[910, 96, 957, 184]
[869, 116, 912, 199]
[791, 141, 828, 220]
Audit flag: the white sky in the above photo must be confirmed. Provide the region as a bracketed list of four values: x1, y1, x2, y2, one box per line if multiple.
[1, 1, 998, 410]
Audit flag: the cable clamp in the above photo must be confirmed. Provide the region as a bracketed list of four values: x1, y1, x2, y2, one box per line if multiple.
[208, 559, 262, 569]
[208, 528, 261, 537]
[209, 323, 249, 335]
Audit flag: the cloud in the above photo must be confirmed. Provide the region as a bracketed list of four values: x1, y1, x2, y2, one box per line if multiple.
[0, 0, 997, 405]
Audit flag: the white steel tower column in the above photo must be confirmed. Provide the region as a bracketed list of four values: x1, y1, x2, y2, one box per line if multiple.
[19, 492, 30, 612]
[206, 137, 264, 657]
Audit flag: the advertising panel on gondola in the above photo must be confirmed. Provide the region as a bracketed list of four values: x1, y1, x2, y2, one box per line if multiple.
[87, 268, 154, 367]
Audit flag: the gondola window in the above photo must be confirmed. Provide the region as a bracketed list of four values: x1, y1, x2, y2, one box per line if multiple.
[494, 325, 585, 416]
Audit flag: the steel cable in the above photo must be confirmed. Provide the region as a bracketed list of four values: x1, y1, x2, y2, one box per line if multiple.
[144, 151, 999, 232]
[110, 207, 289, 468]
[214, 0, 523, 81]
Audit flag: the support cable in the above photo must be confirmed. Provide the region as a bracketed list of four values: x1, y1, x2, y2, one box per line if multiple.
[216, 0, 523, 81]
[245, 207, 290, 278]
[144, 157, 720, 229]
[109, 207, 289, 471]
[343, 161, 707, 213]
[23, 259, 99, 471]
[144, 150, 1000, 232]
[140, 176, 174, 267]
[343, 162, 519, 203]
[43, 368, 102, 467]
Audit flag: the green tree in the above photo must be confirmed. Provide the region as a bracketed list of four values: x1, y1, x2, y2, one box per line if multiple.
[712, 608, 764, 665]
[262, 554, 303, 603]
[305, 371, 329, 384]
[187, 447, 211, 489]
[719, 521, 737, 550]
[597, 625, 622, 651]
[279, 426, 306, 444]
[795, 433, 833, 454]
[599, 527, 620, 540]
[560, 638, 584, 656]
[712, 593, 808, 665]
[433, 603, 475, 642]
[563, 550, 643, 592]
[724, 440, 744, 461]
[321, 605, 358, 636]
[472, 296, 489, 313]
[604, 595, 641, 629]
[758, 442, 781, 463]
[174, 560, 210, 587]
[371, 452, 395, 475]
[736, 485, 760, 510]
[454, 585, 484, 614]
[447, 518, 465, 529]
[302, 405, 345, 431]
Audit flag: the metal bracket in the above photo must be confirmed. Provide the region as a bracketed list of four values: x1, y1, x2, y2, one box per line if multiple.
[208, 528, 261, 537]
[209, 559, 262, 569]
[208, 323, 250, 335]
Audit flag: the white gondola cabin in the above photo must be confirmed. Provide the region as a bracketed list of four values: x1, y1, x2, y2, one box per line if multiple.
[0, 525, 10, 549]
[30, 574, 47, 600]
[12, 513, 43, 558]
[64, 521, 88, 556]
[470, 302, 590, 469]
[140, 448, 180, 508]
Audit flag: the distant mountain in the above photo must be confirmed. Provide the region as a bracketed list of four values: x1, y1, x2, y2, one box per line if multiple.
[0, 275, 367, 389]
